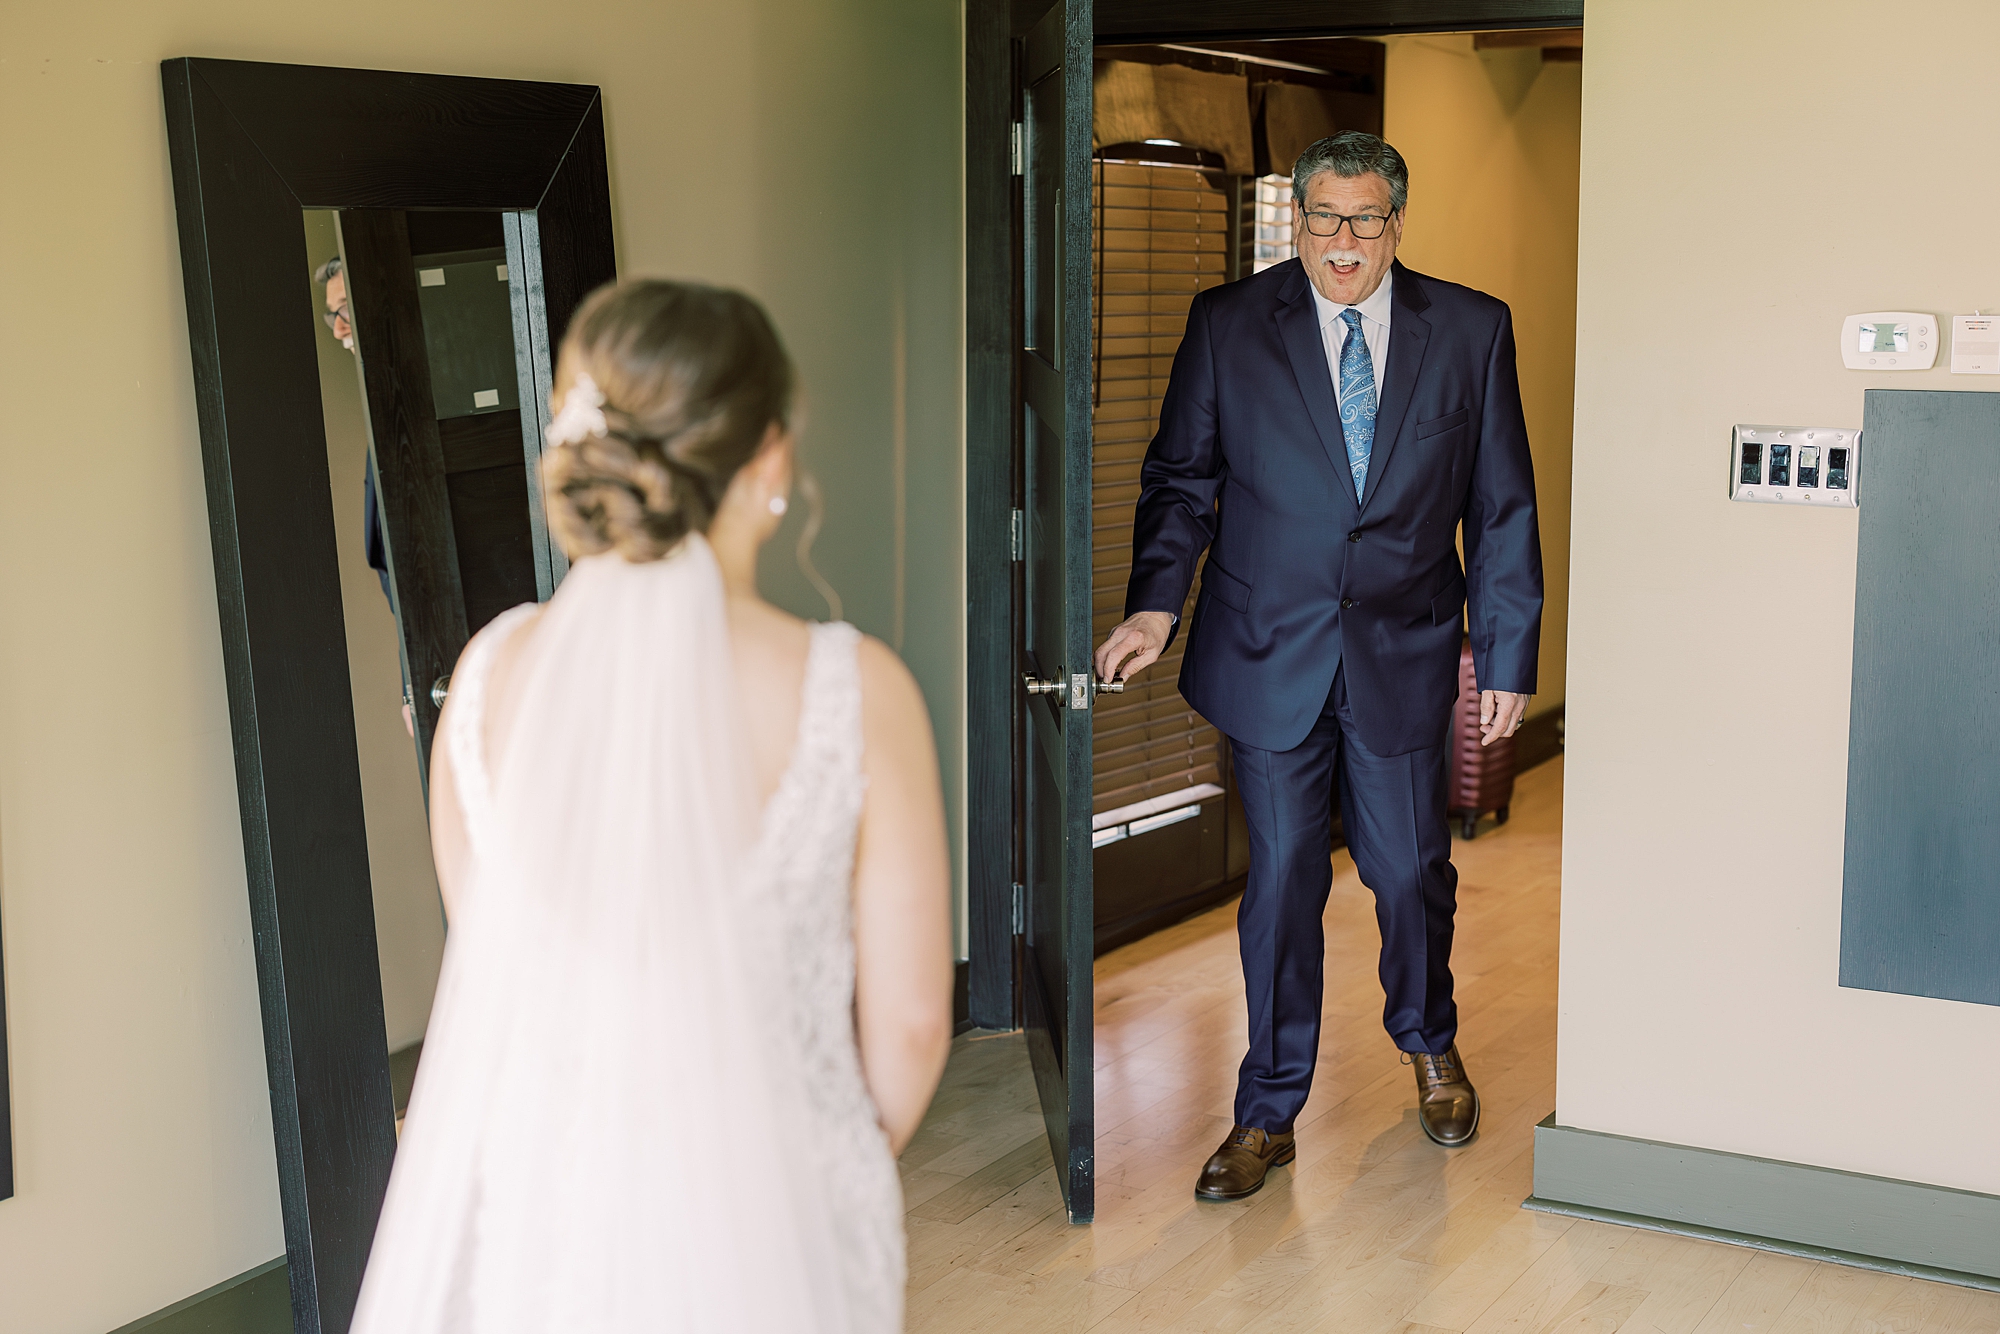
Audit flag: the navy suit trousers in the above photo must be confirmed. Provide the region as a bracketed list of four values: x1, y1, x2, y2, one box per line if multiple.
[1229, 666, 1459, 1133]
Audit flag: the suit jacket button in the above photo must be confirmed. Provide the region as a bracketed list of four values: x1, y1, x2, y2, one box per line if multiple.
[1340, 597, 1356, 609]
[1348, 530, 1362, 542]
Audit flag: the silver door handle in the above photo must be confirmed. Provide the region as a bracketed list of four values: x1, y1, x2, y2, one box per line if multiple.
[1024, 673, 1125, 704]
[431, 675, 451, 709]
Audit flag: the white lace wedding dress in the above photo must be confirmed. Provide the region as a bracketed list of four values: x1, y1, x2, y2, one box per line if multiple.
[349, 538, 904, 1333]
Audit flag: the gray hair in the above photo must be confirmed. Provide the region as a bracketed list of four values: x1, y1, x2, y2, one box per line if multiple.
[1291, 132, 1409, 213]
[312, 256, 343, 285]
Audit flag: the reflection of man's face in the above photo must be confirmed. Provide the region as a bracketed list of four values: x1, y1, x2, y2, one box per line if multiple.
[324, 271, 353, 347]
[1293, 170, 1403, 307]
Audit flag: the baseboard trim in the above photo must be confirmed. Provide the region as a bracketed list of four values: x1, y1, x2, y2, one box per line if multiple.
[1530, 1115, 2000, 1288]
[108, 1256, 288, 1333]
[1522, 1196, 2000, 1293]
[953, 958, 972, 1035]
[1093, 873, 1245, 958]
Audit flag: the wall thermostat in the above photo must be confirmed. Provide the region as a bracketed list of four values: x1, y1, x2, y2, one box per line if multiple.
[1730, 424, 1860, 508]
[1841, 311, 1938, 370]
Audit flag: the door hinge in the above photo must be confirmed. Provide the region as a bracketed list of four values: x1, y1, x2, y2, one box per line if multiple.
[1010, 122, 1024, 177]
[1010, 508, 1024, 561]
[1011, 882, 1025, 935]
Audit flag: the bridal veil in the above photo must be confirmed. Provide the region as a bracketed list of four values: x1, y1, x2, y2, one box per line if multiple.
[349, 537, 850, 1333]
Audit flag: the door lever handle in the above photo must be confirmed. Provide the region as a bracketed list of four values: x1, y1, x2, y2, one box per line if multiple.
[1024, 673, 1125, 704]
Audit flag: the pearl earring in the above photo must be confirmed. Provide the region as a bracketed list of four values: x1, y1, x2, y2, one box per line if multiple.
[768, 494, 789, 517]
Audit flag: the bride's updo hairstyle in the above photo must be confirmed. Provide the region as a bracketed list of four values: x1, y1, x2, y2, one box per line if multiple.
[543, 279, 795, 562]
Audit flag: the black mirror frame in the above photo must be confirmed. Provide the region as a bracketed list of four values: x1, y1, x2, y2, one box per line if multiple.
[161, 57, 614, 1334]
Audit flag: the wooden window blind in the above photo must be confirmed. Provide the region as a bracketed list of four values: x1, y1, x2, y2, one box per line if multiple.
[1090, 160, 1232, 816]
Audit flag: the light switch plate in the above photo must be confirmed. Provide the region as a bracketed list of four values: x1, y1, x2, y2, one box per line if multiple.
[1841, 311, 1938, 370]
[1730, 424, 1861, 508]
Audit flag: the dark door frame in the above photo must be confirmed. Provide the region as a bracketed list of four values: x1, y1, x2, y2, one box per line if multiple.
[961, 0, 1583, 1034]
[161, 58, 614, 1334]
[1094, 0, 1584, 43]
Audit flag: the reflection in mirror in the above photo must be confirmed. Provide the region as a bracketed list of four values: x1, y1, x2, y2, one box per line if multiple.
[336, 207, 541, 773]
[306, 209, 446, 1113]
[395, 211, 538, 634]
[305, 208, 546, 1117]
[314, 207, 551, 754]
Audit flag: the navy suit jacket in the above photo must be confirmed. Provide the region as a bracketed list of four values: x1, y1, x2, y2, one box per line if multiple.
[1125, 258, 1543, 757]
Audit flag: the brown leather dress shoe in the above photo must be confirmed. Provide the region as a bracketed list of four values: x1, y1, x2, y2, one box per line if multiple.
[1195, 1124, 1296, 1200]
[1410, 1045, 1480, 1146]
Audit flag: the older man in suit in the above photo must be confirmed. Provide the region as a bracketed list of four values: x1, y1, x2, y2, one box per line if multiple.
[1096, 131, 1543, 1201]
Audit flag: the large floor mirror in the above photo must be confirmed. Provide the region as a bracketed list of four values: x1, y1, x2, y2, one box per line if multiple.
[163, 58, 614, 1334]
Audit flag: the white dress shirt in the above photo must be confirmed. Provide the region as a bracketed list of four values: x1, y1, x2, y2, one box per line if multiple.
[1308, 267, 1393, 408]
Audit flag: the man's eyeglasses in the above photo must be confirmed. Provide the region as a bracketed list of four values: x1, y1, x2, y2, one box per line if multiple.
[322, 302, 351, 331]
[1300, 209, 1395, 240]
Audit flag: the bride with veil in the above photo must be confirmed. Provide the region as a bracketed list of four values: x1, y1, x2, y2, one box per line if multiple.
[349, 279, 953, 1333]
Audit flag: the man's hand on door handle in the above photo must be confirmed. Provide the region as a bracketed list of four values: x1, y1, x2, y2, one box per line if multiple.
[1094, 611, 1174, 685]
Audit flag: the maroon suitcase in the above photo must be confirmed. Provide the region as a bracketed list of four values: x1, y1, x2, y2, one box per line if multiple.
[1445, 640, 1515, 839]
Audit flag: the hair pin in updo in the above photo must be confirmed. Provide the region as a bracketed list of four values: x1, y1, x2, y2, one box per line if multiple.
[546, 372, 610, 447]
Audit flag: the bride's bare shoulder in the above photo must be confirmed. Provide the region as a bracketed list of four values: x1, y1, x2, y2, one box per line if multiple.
[855, 634, 933, 747]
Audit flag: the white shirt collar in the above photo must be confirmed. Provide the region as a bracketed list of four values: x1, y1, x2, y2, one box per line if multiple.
[1309, 265, 1395, 331]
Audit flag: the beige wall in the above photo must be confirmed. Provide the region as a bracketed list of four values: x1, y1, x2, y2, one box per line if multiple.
[0, 2, 962, 1328]
[1383, 35, 1580, 715]
[1562, 0, 2000, 1196]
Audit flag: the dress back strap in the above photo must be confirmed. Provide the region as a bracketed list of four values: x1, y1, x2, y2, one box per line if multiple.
[446, 604, 540, 852]
[798, 621, 864, 779]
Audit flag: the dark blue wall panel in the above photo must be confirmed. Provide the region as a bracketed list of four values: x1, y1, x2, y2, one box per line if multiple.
[1841, 388, 2000, 1007]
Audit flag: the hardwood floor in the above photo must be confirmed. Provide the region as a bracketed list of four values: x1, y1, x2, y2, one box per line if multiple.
[901, 759, 2000, 1333]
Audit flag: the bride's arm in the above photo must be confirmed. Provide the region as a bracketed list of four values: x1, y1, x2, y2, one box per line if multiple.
[429, 608, 543, 921]
[852, 637, 954, 1155]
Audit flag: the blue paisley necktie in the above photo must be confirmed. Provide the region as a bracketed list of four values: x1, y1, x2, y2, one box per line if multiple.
[1337, 308, 1376, 500]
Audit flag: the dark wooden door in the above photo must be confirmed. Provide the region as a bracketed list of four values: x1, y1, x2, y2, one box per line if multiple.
[1017, 0, 1098, 1225]
[338, 209, 467, 784]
